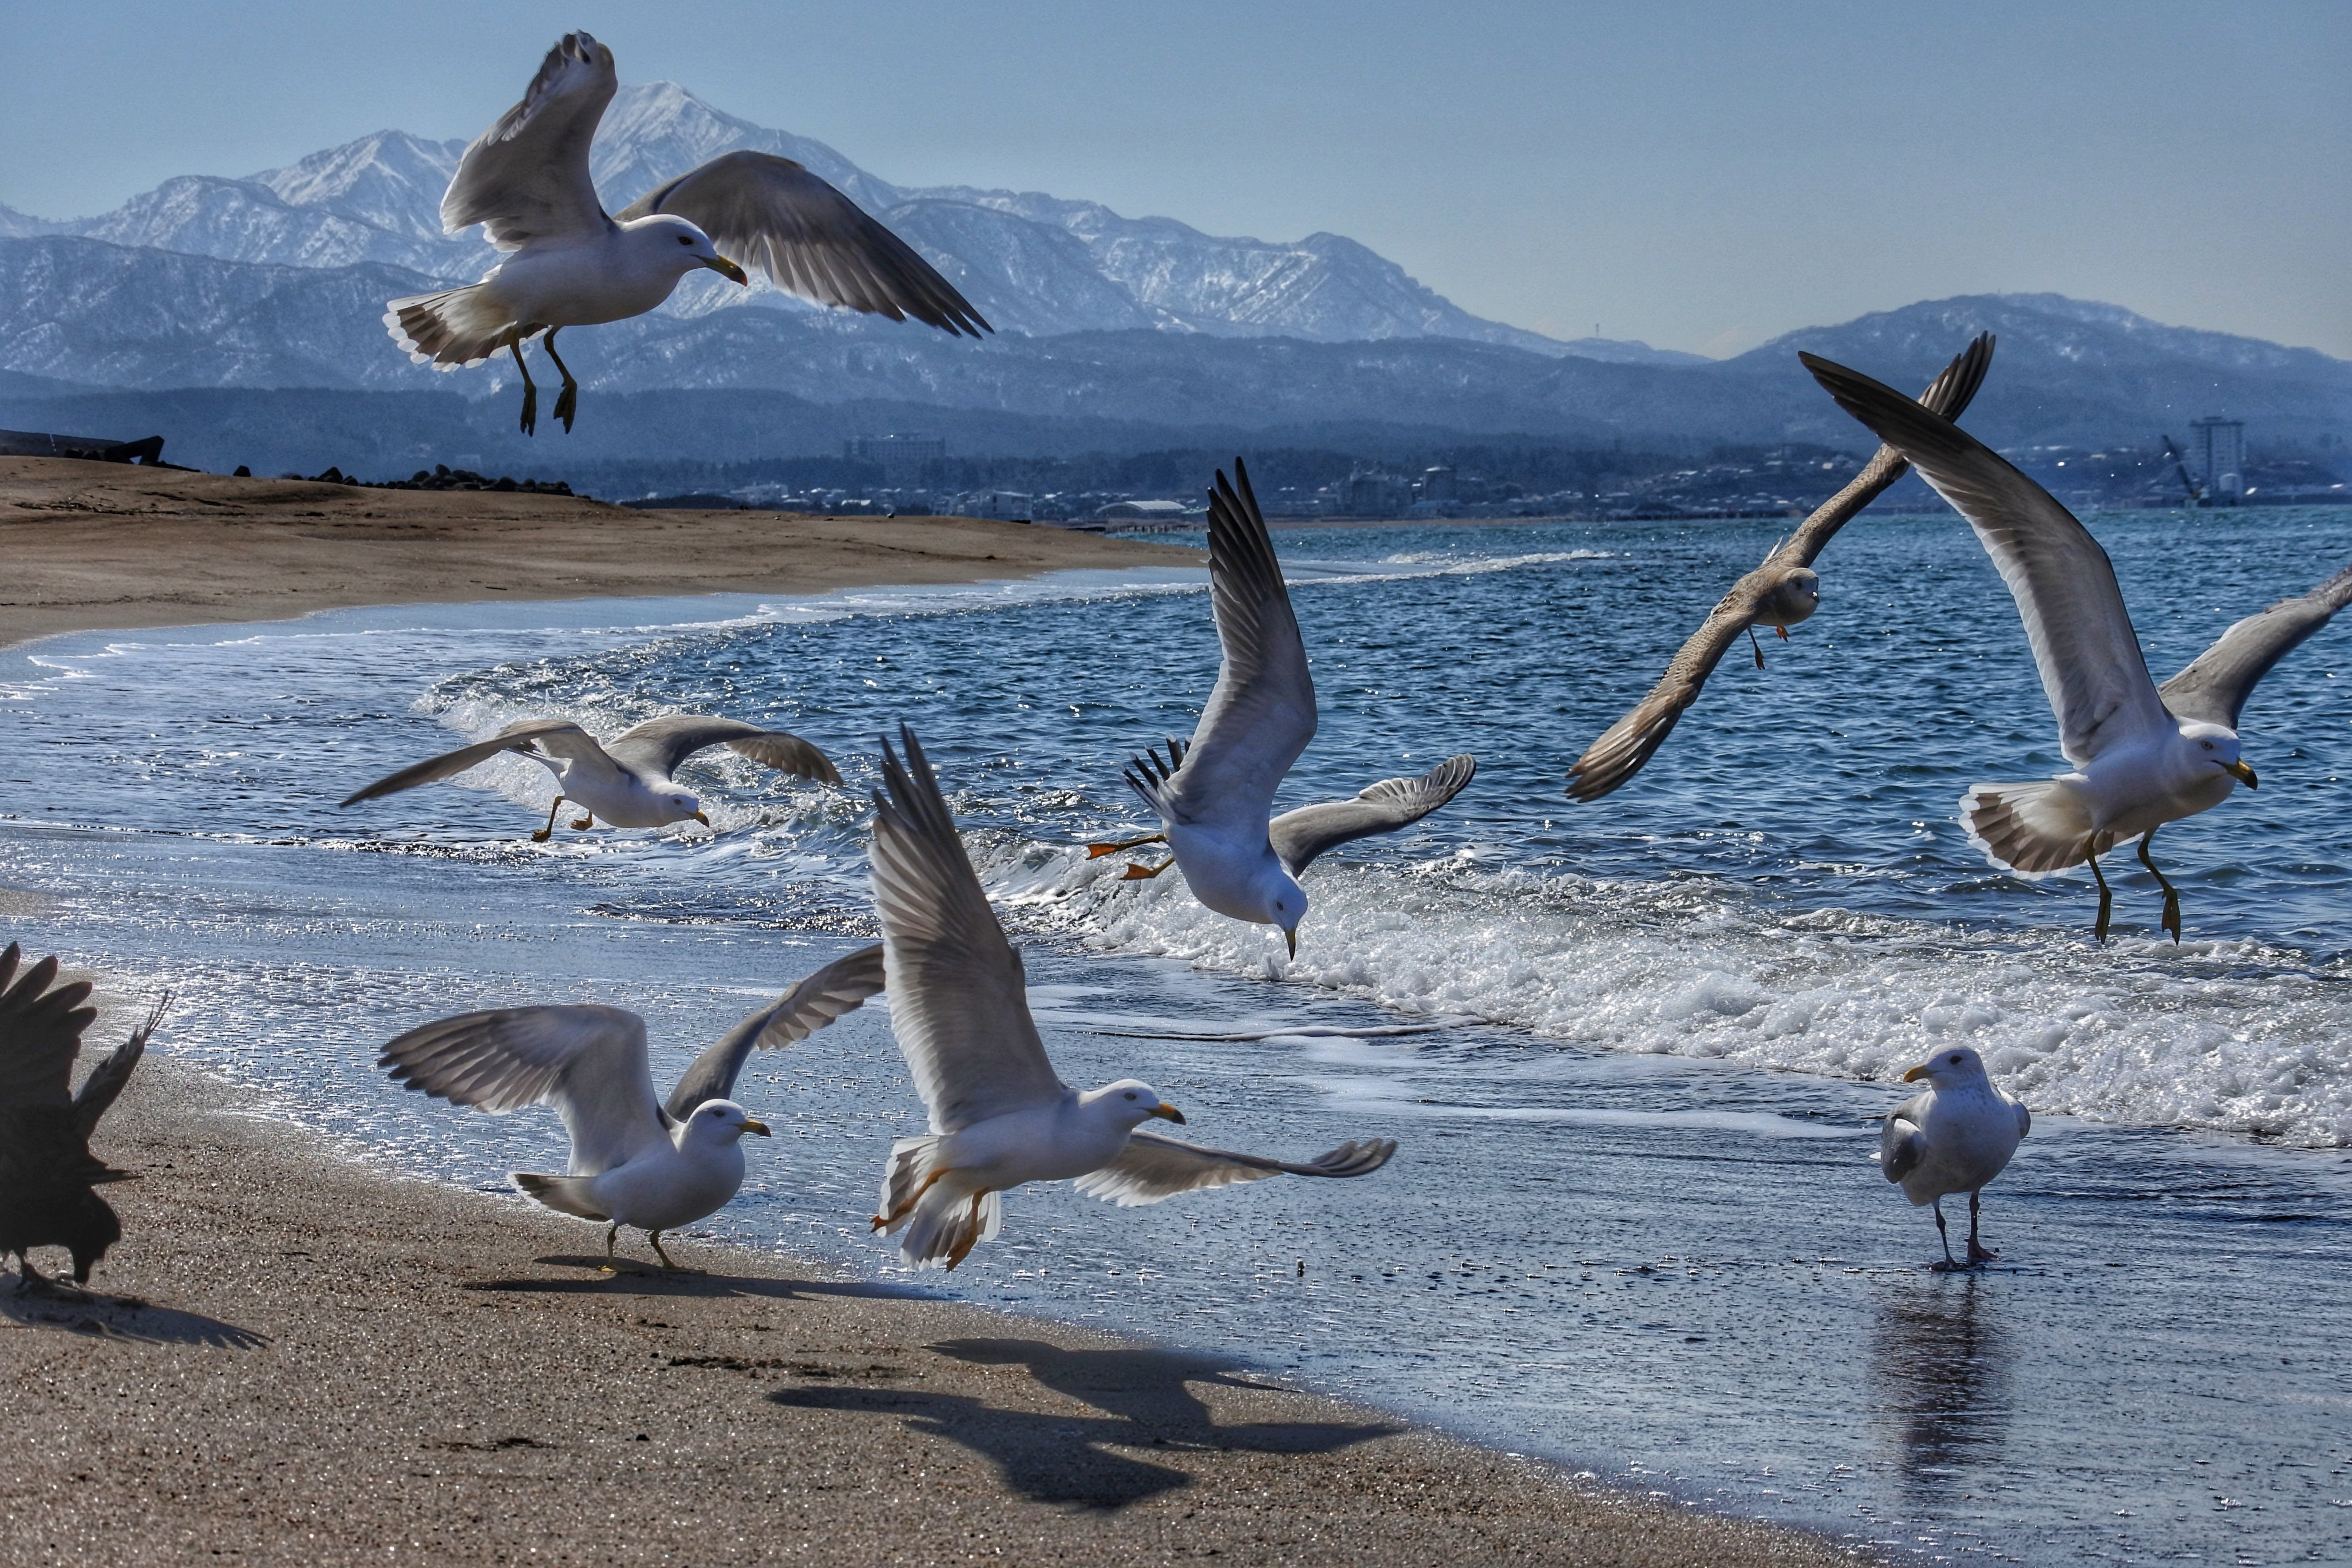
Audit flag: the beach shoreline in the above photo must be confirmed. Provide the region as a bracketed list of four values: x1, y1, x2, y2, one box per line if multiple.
[0, 457, 1204, 653]
[2, 1048, 1863, 1568]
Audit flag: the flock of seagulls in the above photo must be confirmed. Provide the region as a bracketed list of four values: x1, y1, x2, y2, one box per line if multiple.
[10, 31, 2350, 1295]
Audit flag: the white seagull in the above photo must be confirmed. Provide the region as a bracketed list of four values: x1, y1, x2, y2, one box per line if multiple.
[1805, 353, 2352, 941]
[868, 726, 1397, 1270]
[1090, 460, 1476, 955]
[1880, 1046, 2031, 1270]
[386, 32, 989, 434]
[341, 713, 840, 841]
[378, 944, 885, 1270]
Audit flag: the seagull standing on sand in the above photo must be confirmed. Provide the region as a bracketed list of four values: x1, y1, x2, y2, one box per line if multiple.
[0, 944, 166, 1291]
[378, 945, 884, 1270]
[868, 726, 1397, 1270]
[386, 32, 990, 434]
[1880, 1046, 2030, 1270]
[1090, 460, 1476, 955]
[341, 713, 840, 841]
[1567, 334, 1994, 800]
[1805, 353, 2352, 940]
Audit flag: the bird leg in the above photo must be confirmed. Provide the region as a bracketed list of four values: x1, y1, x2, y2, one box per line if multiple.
[571, 815, 594, 831]
[1747, 625, 1767, 669]
[600, 1221, 621, 1273]
[1965, 1189, 2000, 1265]
[509, 340, 539, 436]
[540, 328, 579, 433]
[2137, 827, 2182, 944]
[2085, 841, 2114, 943]
[871, 1167, 948, 1232]
[1121, 859, 1177, 880]
[945, 1191, 990, 1270]
[1085, 832, 1167, 859]
[532, 794, 567, 843]
[1928, 1196, 1962, 1271]
[648, 1230, 700, 1274]
[1776, 625, 1789, 640]
[12, 1253, 56, 1294]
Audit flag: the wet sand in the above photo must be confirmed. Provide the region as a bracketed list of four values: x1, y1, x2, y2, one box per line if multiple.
[0, 1054, 1864, 1567]
[0, 458, 1204, 651]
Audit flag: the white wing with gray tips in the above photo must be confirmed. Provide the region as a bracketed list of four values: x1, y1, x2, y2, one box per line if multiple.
[663, 944, 887, 1121]
[442, 31, 615, 249]
[604, 714, 842, 787]
[378, 1004, 664, 1177]
[1803, 354, 2174, 766]
[1074, 1132, 1398, 1207]
[2160, 561, 2352, 729]
[339, 720, 598, 807]
[1268, 755, 1477, 876]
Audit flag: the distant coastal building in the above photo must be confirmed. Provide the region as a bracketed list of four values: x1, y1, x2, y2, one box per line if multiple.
[844, 433, 947, 481]
[1094, 499, 1196, 528]
[1338, 468, 1411, 517]
[2189, 417, 2245, 505]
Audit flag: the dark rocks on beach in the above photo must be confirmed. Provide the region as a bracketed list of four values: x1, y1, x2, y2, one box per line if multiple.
[271, 463, 578, 496]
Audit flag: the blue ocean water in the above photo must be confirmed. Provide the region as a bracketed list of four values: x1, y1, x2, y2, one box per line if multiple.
[4, 506, 2350, 1563]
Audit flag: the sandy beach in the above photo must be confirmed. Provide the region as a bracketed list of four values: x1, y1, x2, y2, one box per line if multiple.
[0, 457, 1203, 651]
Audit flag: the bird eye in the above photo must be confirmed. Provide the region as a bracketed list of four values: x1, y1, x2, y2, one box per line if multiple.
[678, 234, 693, 245]
[2202, 741, 2213, 750]
[1125, 1092, 1136, 1100]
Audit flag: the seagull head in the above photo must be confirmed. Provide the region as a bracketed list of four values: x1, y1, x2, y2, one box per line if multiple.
[2183, 722, 2256, 790]
[630, 214, 749, 285]
[1903, 1046, 1992, 1088]
[1085, 1078, 1186, 1129]
[661, 788, 710, 827]
[681, 1098, 771, 1146]
[1759, 567, 1821, 628]
[1259, 868, 1308, 959]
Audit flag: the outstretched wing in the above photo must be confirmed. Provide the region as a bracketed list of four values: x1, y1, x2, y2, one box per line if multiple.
[1268, 755, 1476, 876]
[616, 152, 990, 337]
[1567, 335, 1995, 803]
[604, 714, 841, 787]
[871, 727, 1066, 1134]
[1804, 352, 2173, 767]
[71, 995, 165, 1141]
[442, 32, 615, 249]
[1133, 460, 1316, 834]
[2160, 560, 2352, 730]
[378, 1004, 666, 1176]
[0, 943, 94, 1110]
[664, 944, 887, 1120]
[1073, 1132, 1398, 1207]
[339, 719, 592, 807]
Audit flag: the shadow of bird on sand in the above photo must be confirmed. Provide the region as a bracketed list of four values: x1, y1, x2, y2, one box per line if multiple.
[770, 1337, 1399, 1509]
[459, 1255, 925, 1302]
[0, 1284, 266, 1349]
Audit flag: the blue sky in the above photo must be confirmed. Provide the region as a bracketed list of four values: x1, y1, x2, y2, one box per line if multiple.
[6, 0, 2346, 357]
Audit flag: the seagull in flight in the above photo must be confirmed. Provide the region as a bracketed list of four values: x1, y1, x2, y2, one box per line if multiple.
[1567, 334, 1994, 801]
[378, 945, 885, 1270]
[386, 32, 990, 434]
[869, 726, 1397, 1270]
[1806, 352, 2352, 941]
[1880, 1045, 2030, 1270]
[1090, 460, 1476, 956]
[341, 713, 840, 841]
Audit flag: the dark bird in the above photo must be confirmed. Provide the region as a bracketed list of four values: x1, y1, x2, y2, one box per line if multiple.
[0, 943, 166, 1291]
[1567, 334, 1995, 801]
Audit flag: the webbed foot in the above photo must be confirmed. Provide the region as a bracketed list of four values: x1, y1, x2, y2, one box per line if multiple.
[1121, 859, 1176, 881]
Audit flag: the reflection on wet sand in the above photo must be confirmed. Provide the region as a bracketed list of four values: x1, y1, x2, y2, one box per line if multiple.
[1869, 1275, 2012, 1496]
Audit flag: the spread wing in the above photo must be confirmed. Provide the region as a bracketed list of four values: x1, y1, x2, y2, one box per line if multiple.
[1073, 1131, 1397, 1207]
[0, 943, 93, 1110]
[1567, 335, 1995, 802]
[71, 995, 164, 1141]
[1804, 353, 2173, 766]
[664, 944, 887, 1121]
[339, 720, 595, 807]
[615, 152, 990, 336]
[2160, 560, 2352, 730]
[604, 714, 842, 787]
[1268, 755, 1476, 876]
[1880, 1091, 1930, 1184]
[1131, 460, 1316, 834]
[442, 32, 614, 249]
[378, 1004, 666, 1176]
[871, 727, 1066, 1134]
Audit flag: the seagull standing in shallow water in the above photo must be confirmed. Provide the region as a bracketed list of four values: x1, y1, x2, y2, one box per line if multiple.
[1091, 460, 1476, 956]
[1880, 1046, 2030, 1270]
[386, 32, 989, 434]
[378, 946, 884, 1270]
[1805, 353, 2352, 941]
[869, 726, 1397, 1270]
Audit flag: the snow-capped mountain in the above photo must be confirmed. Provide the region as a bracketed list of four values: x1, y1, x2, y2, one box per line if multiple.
[17, 81, 1698, 362]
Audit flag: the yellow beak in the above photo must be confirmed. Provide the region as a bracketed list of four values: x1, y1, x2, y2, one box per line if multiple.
[705, 255, 749, 285]
[742, 1119, 771, 1137]
[692, 810, 710, 826]
[1148, 1103, 1186, 1125]
[1902, 1063, 1930, 1082]
[2222, 759, 2257, 789]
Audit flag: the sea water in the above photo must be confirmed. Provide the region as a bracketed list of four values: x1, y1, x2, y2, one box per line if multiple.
[3, 507, 2348, 1563]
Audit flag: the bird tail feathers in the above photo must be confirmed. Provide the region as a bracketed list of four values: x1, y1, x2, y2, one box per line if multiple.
[897, 1185, 1001, 1270]
[513, 1172, 609, 1220]
[1961, 779, 2109, 875]
[385, 283, 520, 369]
[874, 1135, 948, 1236]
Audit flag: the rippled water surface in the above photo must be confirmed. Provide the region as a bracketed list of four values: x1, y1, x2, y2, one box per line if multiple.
[5, 508, 2351, 1564]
